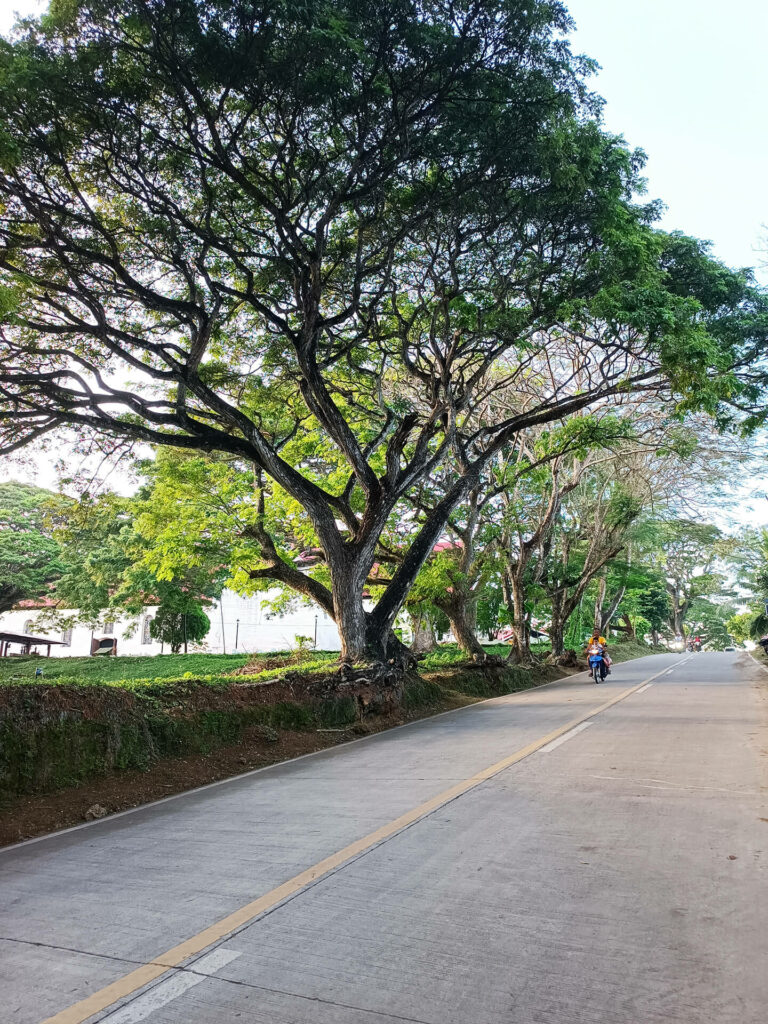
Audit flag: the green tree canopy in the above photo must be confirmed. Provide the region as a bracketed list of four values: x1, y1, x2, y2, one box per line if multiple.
[150, 596, 211, 654]
[0, 481, 63, 613]
[726, 611, 753, 645]
[52, 489, 226, 627]
[659, 520, 726, 636]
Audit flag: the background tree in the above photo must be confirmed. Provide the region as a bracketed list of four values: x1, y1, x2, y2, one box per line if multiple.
[726, 610, 755, 645]
[621, 569, 671, 645]
[686, 597, 737, 650]
[726, 528, 768, 641]
[499, 416, 624, 662]
[659, 520, 725, 637]
[150, 596, 211, 654]
[0, 481, 63, 613]
[540, 474, 643, 656]
[50, 488, 226, 633]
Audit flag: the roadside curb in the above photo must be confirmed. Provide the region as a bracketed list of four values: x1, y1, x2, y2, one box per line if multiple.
[747, 650, 768, 676]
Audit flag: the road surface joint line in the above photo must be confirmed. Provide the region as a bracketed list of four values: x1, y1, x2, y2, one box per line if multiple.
[586, 775, 763, 795]
[118, 968, 439, 1024]
[0, 935, 147, 971]
[539, 721, 593, 752]
[37, 660, 671, 1024]
[1, 653, 674, 857]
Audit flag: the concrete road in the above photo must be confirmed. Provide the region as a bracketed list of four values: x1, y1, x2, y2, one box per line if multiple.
[2, 651, 767, 1024]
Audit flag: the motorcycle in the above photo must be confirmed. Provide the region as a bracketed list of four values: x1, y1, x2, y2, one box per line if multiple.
[587, 644, 607, 684]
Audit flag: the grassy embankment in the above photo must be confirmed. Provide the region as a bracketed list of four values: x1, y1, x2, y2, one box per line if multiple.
[0, 639, 656, 808]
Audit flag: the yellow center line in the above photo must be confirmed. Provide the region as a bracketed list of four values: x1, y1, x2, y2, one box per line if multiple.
[40, 664, 671, 1024]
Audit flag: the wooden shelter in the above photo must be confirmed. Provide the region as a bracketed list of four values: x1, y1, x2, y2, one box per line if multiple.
[0, 631, 68, 657]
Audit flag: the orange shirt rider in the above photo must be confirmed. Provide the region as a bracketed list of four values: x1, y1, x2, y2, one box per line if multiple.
[587, 634, 612, 670]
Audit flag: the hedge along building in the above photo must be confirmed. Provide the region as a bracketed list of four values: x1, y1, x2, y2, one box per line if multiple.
[0, 588, 343, 658]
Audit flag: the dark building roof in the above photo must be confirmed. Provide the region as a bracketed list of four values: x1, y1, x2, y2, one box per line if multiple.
[0, 631, 67, 646]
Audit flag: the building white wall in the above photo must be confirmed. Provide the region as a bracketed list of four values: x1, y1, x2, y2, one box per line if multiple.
[0, 605, 162, 658]
[210, 589, 341, 654]
[0, 588, 343, 658]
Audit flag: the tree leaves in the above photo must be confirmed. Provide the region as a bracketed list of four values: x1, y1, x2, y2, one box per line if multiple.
[0, 482, 63, 613]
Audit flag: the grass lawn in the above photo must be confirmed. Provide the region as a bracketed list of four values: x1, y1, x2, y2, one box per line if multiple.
[0, 643, 502, 688]
[420, 643, 511, 667]
[0, 645, 471, 687]
[0, 637, 655, 689]
[1, 651, 267, 685]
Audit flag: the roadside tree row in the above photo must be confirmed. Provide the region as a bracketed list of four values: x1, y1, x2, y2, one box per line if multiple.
[0, 1, 765, 672]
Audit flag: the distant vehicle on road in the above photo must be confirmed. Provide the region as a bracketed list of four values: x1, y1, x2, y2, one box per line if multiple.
[724, 645, 736, 651]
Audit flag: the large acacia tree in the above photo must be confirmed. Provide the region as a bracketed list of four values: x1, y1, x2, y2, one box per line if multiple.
[0, 1, 758, 667]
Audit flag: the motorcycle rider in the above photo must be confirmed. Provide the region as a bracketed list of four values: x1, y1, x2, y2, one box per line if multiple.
[587, 632, 611, 675]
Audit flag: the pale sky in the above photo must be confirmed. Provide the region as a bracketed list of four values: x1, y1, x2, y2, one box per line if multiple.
[1, 0, 767, 518]
[567, 0, 768, 286]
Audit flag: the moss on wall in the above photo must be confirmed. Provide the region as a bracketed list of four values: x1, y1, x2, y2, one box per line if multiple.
[0, 684, 367, 798]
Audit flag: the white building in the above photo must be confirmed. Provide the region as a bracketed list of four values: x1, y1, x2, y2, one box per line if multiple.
[0, 588, 342, 658]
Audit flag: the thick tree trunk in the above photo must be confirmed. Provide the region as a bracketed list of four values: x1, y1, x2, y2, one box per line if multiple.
[409, 612, 437, 655]
[618, 612, 635, 638]
[333, 576, 371, 664]
[330, 570, 415, 674]
[549, 620, 565, 657]
[506, 572, 532, 664]
[441, 595, 485, 660]
[666, 585, 689, 640]
[671, 607, 686, 638]
[549, 598, 566, 658]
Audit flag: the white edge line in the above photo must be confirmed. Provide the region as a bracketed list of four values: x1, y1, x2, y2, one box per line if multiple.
[99, 950, 241, 1023]
[635, 683, 653, 694]
[539, 720, 593, 752]
[0, 651, 682, 855]
[187, 947, 242, 976]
